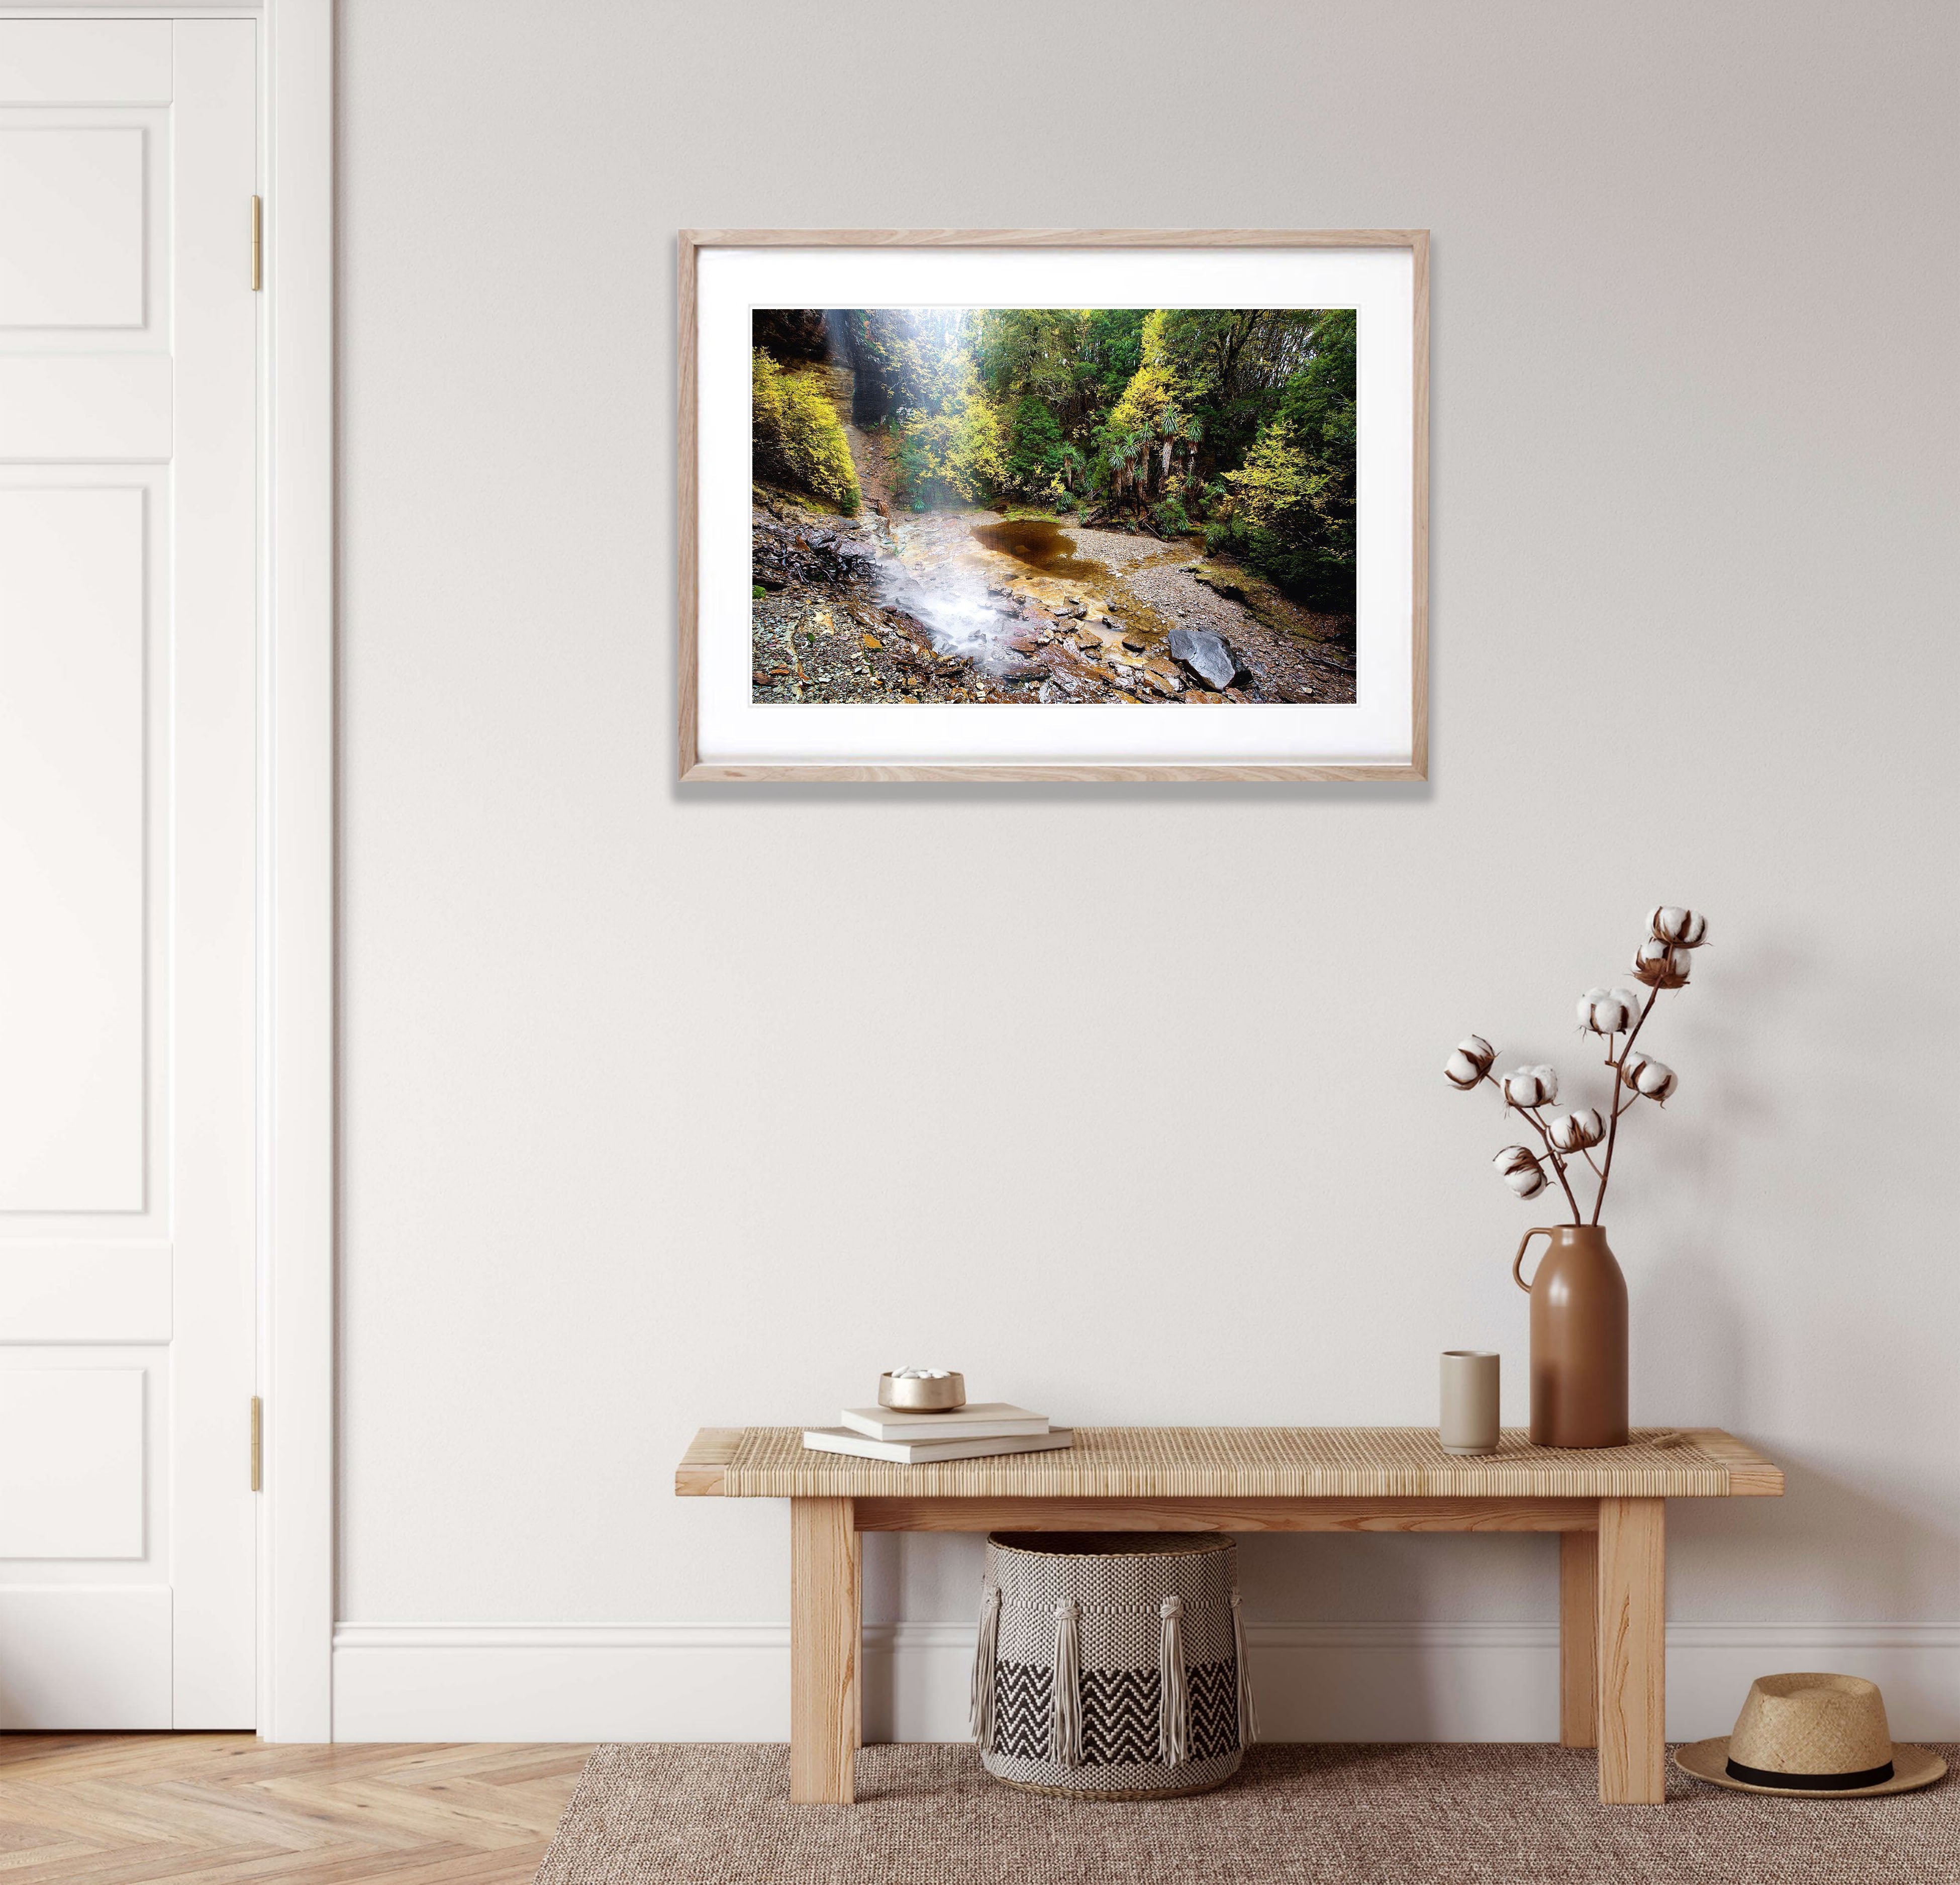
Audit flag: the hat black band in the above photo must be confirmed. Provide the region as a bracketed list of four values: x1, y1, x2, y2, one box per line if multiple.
[1725, 1756, 1895, 1790]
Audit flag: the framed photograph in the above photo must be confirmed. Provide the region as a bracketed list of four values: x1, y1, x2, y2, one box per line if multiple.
[679, 230, 1427, 782]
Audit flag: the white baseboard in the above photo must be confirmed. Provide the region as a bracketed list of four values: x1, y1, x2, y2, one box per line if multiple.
[331, 1620, 1960, 1744]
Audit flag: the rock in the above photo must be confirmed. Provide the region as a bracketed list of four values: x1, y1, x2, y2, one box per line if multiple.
[1121, 637, 1146, 653]
[860, 635, 883, 652]
[751, 512, 878, 591]
[751, 309, 830, 361]
[1007, 631, 1043, 654]
[1185, 689, 1226, 704]
[1168, 628, 1237, 691]
[999, 662, 1047, 682]
[1191, 564, 1250, 603]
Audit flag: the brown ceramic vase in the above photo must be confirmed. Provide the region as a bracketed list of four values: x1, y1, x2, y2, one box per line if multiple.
[1512, 1224, 1629, 1448]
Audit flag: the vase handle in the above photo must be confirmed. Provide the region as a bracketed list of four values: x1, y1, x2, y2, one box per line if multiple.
[1513, 1227, 1554, 1294]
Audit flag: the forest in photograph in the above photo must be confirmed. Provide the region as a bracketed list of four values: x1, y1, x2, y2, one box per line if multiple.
[750, 307, 1358, 705]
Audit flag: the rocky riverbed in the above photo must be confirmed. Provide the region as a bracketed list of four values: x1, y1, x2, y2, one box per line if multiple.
[750, 398, 1357, 707]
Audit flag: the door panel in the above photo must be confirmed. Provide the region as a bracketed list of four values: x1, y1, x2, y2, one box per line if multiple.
[0, 487, 146, 1212]
[0, 127, 148, 326]
[0, 1370, 145, 1558]
[0, 19, 257, 1729]
[0, 1586, 171, 1730]
[0, 357, 173, 459]
[0, 22, 171, 107]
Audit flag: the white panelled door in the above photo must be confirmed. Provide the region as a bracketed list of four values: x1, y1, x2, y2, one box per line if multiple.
[0, 21, 257, 1727]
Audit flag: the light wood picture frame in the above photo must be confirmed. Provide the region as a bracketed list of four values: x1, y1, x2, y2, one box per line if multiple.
[679, 230, 1428, 783]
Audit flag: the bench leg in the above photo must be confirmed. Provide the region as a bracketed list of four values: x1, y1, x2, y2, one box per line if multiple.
[1596, 1496, 1665, 1803]
[791, 1496, 858, 1803]
[1558, 1528, 1597, 1749]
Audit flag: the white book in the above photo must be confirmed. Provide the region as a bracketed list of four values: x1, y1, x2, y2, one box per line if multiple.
[840, 1402, 1049, 1442]
[803, 1427, 1073, 1466]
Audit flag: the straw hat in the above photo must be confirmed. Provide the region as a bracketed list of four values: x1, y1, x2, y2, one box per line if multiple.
[1676, 1672, 1946, 1797]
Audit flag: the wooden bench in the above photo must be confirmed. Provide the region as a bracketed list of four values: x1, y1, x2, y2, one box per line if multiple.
[675, 1425, 1782, 1806]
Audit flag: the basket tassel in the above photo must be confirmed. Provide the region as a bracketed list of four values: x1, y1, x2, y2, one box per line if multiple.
[969, 1584, 1000, 1752]
[1049, 1597, 1082, 1767]
[1230, 1586, 1258, 1748]
[1158, 1594, 1190, 1767]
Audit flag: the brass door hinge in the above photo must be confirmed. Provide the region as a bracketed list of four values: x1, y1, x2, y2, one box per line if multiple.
[251, 197, 263, 291]
[249, 1396, 263, 1491]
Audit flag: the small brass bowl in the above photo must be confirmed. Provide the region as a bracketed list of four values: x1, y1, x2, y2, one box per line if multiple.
[878, 1371, 966, 1412]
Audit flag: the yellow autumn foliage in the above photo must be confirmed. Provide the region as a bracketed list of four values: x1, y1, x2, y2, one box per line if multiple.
[752, 349, 859, 514]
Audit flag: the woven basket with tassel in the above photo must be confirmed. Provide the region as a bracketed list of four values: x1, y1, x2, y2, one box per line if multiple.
[970, 1532, 1255, 1800]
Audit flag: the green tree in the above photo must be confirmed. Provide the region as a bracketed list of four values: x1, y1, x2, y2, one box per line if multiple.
[1202, 308, 1355, 602]
[1082, 308, 1148, 406]
[891, 353, 1006, 508]
[1213, 412, 1354, 605]
[974, 309, 1084, 405]
[1092, 314, 1206, 527]
[1005, 394, 1065, 496]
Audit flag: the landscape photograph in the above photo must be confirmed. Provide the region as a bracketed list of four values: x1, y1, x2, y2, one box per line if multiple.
[750, 306, 1359, 705]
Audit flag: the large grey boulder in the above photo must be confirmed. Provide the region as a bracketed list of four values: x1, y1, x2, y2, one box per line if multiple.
[1168, 627, 1237, 691]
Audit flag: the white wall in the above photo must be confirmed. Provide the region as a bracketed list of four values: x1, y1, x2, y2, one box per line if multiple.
[336, 0, 1960, 1738]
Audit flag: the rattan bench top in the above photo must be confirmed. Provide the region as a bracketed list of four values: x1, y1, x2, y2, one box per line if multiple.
[675, 1426, 1781, 1500]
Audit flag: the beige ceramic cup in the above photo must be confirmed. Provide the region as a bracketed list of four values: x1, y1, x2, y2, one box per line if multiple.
[1439, 1351, 1501, 1454]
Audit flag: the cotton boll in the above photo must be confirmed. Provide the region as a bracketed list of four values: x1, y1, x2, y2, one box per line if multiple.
[1577, 988, 1639, 1034]
[1493, 1145, 1548, 1198]
[1445, 1035, 1497, 1088]
[1620, 1050, 1678, 1102]
[1548, 1107, 1606, 1152]
[1631, 938, 1693, 989]
[1648, 906, 1709, 949]
[1502, 1065, 1558, 1108]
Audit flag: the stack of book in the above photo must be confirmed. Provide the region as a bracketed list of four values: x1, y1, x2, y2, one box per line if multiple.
[803, 1401, 1071, 1464]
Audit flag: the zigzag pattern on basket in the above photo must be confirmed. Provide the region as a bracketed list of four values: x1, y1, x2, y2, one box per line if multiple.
[993, 1660, 1244, 1767]
[1187, 1658, 1243, 1761]
[1078, 1669, 1161, 1765]
[990, 1662, 1054, 1762]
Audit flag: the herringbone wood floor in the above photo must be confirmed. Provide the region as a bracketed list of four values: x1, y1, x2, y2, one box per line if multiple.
[0, 1736, 591, 1884]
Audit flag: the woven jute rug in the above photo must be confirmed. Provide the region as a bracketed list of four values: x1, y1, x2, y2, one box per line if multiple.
[534, 1742, 1959, 1884]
